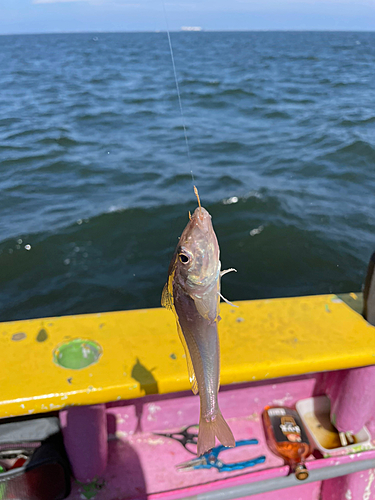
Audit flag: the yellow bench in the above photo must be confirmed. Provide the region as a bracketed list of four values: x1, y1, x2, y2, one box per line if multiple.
[0, 292, 372, 419]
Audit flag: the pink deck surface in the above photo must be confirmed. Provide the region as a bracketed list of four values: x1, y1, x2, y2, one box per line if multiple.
[65, 375, 375, 500]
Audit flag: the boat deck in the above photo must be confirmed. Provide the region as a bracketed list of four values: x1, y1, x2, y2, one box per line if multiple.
[1, 292, 374, 499]
[0, 293, 370, 418]
[64, 375, 375, 500]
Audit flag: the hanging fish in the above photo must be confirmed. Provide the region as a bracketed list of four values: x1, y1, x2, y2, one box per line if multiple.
[162, 187, 236, 456]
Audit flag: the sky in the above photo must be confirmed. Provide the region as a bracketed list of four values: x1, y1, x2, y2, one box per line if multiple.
[0, 0, 374, 35]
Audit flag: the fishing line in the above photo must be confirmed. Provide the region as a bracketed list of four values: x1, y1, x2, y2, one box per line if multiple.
[162, 1, 195, 184]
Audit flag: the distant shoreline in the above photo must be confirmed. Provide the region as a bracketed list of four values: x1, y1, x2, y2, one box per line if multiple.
[1, 29, 375, 36]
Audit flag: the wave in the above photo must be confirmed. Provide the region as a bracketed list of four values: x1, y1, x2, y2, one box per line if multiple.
[37, 136, 87, 147]
[123, 97, 158, 105]
[219, 88, 257, 98]
[322, 140, 375, 161]
[180, 78, 220, 87]
[34, 160, 82, 174]
[327, 171, 366, 183]
[332, 81, 361, 88]
[163, 173, 193, 187]
[217, 175, 243, 186]
[128, 110, 158, 117]
[331, 45, 353, 50]
[5, 128, 60, 140]
[0, 151, 61, 168]
[0, 144, 29, 152]
[185, 88, 257, 100]
[284, 55, 320, 61]
[262, 98, 278, 105]
[0, 117, 22, 127]
[206, 141, 250, 153]
[75, 111, 121, 121]
[338, 116, 375, 127]
[193, 98, 228, 109]
[264, 111, 291, 119]
[281, 98, 315, 105]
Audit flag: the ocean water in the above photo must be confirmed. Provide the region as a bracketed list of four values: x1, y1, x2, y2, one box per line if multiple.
[0, 31, 374, 322]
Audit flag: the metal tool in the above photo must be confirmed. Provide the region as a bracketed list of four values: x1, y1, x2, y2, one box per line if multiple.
[154, 425, 199, 454]
[177, 439, 266, 472]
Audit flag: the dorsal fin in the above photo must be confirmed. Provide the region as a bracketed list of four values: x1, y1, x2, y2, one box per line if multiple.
[161, 283, 173, 310]
[176, 321, 198, 395]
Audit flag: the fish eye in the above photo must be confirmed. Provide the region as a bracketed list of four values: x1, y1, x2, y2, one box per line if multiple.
[179, 253, 190, 264]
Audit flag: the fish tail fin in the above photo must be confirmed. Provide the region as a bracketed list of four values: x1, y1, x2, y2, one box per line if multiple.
[213, 411, 235, 448]
[197, 411, 235, 456]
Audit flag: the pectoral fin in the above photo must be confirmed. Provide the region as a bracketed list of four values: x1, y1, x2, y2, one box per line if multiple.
[193, 292, 219, 323]
[176, 322, 198, 395]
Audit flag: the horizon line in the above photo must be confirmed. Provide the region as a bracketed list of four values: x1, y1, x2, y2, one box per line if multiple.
[1, 28, 375, 36]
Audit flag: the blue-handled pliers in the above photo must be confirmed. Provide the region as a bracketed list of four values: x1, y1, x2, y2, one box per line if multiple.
[176, 439, 266, 472]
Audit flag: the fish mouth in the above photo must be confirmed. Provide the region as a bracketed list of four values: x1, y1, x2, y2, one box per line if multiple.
[191, 206, 212, 232]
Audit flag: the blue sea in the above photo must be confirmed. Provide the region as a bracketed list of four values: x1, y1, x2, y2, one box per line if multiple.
[0, 31, 374, 321]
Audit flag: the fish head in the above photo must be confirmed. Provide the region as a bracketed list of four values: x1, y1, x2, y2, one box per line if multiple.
[175, 206, 220, 289]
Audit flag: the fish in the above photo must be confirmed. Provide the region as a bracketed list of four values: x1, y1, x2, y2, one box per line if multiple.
[162, 186, 236, 456]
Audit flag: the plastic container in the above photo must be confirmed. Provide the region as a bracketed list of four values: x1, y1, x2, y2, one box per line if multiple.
[296, 395, 372, 458]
